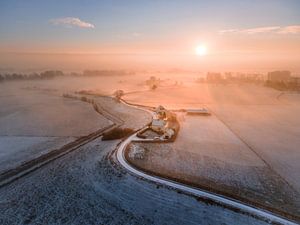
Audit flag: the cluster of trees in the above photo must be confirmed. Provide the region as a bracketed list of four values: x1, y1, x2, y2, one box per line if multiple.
[102, 127, 134, 140]
[146, 76, 160, 90]
[0, 70, 64, 82]
[113, 90, 125, 102]
[0, 70, 136, 83]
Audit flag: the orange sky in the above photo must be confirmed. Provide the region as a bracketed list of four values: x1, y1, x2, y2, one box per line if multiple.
[1, 1, 300, 73]
[1, 33, 299, 73]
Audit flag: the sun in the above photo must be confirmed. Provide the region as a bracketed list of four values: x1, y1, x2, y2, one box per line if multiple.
[195, 45, 207, 56]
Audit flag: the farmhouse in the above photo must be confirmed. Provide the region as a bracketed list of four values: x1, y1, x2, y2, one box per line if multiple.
[151, 119, 166, 133]
[141, 105, 179, 141]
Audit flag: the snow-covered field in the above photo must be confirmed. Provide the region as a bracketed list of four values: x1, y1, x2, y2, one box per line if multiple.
[1, 75, 300, 223]
[210, 103, 300, 192]
[93, 96, 152, 130]
[125, 82, 300, 219]
[123, 83, 282, 108]
[0, 91, 110, 137]
[0, 136, 74, 173]
[0, 83, 111, 174]
[0, 138, 272, 225]
[129, 114, 300, 217]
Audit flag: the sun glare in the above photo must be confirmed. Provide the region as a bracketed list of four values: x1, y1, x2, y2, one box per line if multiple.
[195, 45, 207, 56]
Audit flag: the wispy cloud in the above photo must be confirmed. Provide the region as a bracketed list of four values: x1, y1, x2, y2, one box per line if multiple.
[219, 25, 300, 35]
[49, 17, 95, 28]
[241, 26, 280, 34]
[132, 32, 142, 37]
[218, 29, 239, 35]
[114, 32, 143, 39]
[278, 25, 300, 34]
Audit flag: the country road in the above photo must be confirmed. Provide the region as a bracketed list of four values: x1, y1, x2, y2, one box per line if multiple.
[117, 99, 298, 225]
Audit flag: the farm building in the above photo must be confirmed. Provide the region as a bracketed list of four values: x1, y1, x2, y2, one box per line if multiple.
[186, 108, 211, 116]
[162, 128, 175, 140]
[151, 119, 166, 132]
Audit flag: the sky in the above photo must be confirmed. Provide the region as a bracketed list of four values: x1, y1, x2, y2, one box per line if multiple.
[0, 0, 300, 72]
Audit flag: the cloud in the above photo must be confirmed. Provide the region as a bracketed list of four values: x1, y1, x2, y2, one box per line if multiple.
[219, 25, 300, 35]
[278, 25, 300, 34]
[132, 32, 142, 37]
[114, 32, 142, 39]
[241, 26, 280, 34]
[50, 17, 95, 28]
[218, 29, 239, 35]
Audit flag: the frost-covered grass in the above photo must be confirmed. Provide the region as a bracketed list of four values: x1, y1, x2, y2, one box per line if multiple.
[93, 96, 152, 130]
[0, 93, 110, 137]
[125, 83, 300, 219]
[1, 75, 299, 222]
[0, 77, 151, 178]
[0, 139, 271, 225]
[0, 136, 74, 173]
[0, 83, 111, 174]
[210, 103, 300, 191]
[128, 114, 300, 219]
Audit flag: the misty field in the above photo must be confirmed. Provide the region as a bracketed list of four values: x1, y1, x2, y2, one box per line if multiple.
[125, 82, 300, 219]
[1, 74, 300, 222]
[0, 82, 111, 174]
[0, 75, 153, 174]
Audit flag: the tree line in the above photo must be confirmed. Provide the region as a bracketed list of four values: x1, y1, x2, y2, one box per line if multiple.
[0, 70, 64, 82]
[0, 70, 135, 83]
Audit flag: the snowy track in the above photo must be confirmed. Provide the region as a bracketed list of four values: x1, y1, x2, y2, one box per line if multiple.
[116, 101, 298, 225]
[116, 133, 297, 225]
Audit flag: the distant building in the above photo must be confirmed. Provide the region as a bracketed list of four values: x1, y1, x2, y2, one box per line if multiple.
[246, 73, 261, 80]
[237, 73, 246, 79]
[224, 72, 233, 80]
[267, 71, 291, 82]
[162, 128, 175, 140]
[206, 72, 222, 82]
[290, 77, 300, 84]
[289, 77, 300, 89]
[186, 108, 211, 116]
